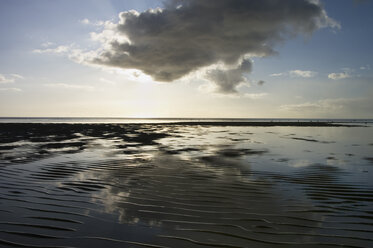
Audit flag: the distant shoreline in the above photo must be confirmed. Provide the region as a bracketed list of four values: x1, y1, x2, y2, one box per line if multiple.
[1, 117, 372, 125]
[153, 121, 364, 127]
[0, 122, 367, 127]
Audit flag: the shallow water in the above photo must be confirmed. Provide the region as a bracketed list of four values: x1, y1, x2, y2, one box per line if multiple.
[0, 123, 372, 247]
[1, 117, 372, 124]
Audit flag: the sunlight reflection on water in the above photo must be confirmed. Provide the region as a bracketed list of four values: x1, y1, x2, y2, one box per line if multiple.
[0, 123, 372, 247]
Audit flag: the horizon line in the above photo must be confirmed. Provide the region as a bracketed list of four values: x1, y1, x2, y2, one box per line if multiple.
[1, 117, 372, 120]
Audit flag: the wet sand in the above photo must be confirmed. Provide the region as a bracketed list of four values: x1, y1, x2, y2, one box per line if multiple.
[0, 123, 372, 247]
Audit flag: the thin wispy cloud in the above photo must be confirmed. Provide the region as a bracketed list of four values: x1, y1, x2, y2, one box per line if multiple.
[280, 99, 343, 112]
[289, 70, 318, 78]
[0, 74, 15, 84]
[10, 74, 24, 80]
[280, 97, 373, 117]
[328, 68, 354, 80]
[33, 45, 71, 54]
[80, 18, 105, 26]
[244, 92, 268, 99]
[270, 70, 317, 78]
[44, 83, 94, 91]
[360, 65, 371, 70]
[0, 73, 24, 84]
[99, 77, 117, 85]
[269, 72, 285, 77]
[41, 41, 54, 48]
[0, 87, 22, 92]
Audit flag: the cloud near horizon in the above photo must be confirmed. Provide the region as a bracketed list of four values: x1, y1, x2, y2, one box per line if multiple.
[270, 70, 317, 78]
[0, 87, 22, 92]
[79, 0, 338, 94]
[289, 70, 318, 78]
[0, 73, 24, 90]
[44, 83, 94, 91]
[328, 71, 351, 80]
[0, 74, 15, 84]
[280, 97, 373, 118]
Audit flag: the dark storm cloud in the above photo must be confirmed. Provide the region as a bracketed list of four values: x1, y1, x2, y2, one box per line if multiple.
[89, 0, 338, 92]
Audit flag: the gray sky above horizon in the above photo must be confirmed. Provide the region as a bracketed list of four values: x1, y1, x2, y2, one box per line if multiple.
[0, 0, 372, 118]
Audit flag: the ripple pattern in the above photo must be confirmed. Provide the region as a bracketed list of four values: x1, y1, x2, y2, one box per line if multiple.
[0, 123, 372, 247]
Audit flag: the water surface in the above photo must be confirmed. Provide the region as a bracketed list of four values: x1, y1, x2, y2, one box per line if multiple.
[0, 123, 372, 247]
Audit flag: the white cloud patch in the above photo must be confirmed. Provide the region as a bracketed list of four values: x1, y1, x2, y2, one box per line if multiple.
[244, 92, 268, 99]
[10, 74, 24, 79]
[44, 83, 94, 91]
[360, 64, 370, 70]
[33, 45, 72, 54]
[32, 44, 91, 67]
[270, 70, 317, 78]
[0, 74, 15, 84]
[0, 73, 24, 84]
[80, 18, 90, 25]
[280, 97, 373, 117]
[289, 70, 318, 78]
[270, 72, 285, 77]
[328, 71, 351, 80]
[0, 87, 22, 92]
[41, 41, 54, 48]
[80, 18, 105, 26]
[281, 99, 344, 112]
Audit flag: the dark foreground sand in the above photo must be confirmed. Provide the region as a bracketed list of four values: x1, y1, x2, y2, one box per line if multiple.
[0, 123, 372, 247]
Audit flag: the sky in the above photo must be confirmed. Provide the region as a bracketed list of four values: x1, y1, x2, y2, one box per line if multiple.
[0, 0, 372, 118]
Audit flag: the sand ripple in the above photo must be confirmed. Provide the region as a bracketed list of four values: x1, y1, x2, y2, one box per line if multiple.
[0, 123, 372, 247]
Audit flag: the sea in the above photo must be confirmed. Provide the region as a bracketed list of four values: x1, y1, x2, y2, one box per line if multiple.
[0, 118, 372, 247]
[0, 117, 372, 124]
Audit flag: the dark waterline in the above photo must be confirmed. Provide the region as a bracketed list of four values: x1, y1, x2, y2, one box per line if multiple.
[0, 117, 372, 124]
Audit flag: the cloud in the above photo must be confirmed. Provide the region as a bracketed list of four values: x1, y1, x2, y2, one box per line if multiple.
[10, 74, 24, 79]
[99, 77, 117, 85]
[80, 18, 90, 25]
[0, 73, 24, 84]
[0, 87, 22, 92]
[270, 72, 285, 77]
[289, 70, 317, 78]
[270, 70, 317, 78]
[41, 41, 54, 48]
[33, 45, 71, 54]
[244, 92, 268, 99]
[360, 65, 370, 70]
[280, 99, 344, 112]
[81, 0, 338, 89]
[328, 71, 351, 80]
[205, 59, 252, 94]
[280, 97, 373, 117]
[80, 18, 105, 26]
[0, 74, 15, 84]
[44, 83, 94, 91]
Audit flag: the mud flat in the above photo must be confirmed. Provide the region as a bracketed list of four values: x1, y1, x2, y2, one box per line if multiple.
[0, 123, 372, 247]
